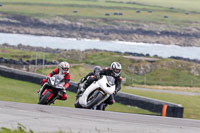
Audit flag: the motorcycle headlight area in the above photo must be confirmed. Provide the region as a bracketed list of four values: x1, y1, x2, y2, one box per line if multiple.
[106, 83, 111, 87]
[50, 78, 55, 85]
[109, 81, 113, 85]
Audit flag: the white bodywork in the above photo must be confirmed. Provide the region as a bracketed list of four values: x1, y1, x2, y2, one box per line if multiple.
[79, 76, 115, 107]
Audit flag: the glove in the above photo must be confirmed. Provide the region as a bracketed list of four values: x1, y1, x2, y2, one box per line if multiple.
[80, 78, 84, 83]
[46, 76, 50, 79]
[62, 87, 66, 93]
[62, 86, 66, 90]
[114, 90, 117, 95]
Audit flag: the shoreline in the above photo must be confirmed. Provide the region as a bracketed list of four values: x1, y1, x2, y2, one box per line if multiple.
[1, 31, 198, 47]
[1, 43, 200, 64]
[0, 14, 200, 47]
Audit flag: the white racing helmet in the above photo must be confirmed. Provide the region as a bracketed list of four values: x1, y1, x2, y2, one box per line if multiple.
[59, 61, 70, 74]
[110, 62, 122, 77]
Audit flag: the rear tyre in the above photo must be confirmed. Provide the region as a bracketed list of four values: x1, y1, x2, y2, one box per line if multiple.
[74, 99, 82, 108]
[74, 87, 83, 108]
[38, 90, 51, 105]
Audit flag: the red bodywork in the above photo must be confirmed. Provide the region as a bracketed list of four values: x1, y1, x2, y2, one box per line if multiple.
[42, 89, 54, 100]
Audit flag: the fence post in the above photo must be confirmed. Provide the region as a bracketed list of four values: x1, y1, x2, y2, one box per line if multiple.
[42, 53, 45, 74]
[191, 80, 193, 87]
[35, 53, 37, 72]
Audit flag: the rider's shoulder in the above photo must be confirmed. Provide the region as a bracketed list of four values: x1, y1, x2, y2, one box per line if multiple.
[104, 67, 109, 70]
[54, 67, 59, 73]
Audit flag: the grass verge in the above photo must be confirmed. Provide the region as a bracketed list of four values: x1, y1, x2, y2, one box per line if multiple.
[0, 76, 157, 115]
[0, 123, 33, 133]
[122, 87, 200, 120]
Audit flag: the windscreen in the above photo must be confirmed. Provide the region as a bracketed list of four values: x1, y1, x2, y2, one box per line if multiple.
[53, 75, 64, 87]
[106, 76, 115, 86]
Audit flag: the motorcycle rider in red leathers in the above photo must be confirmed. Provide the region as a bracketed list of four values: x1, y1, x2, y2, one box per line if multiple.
[40, 61, 70, 101]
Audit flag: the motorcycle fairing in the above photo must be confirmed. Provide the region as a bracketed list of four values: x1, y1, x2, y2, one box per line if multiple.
[78, 76, 115, 107]
[79, 81, 99, 107]
[98, 76, 115, 94]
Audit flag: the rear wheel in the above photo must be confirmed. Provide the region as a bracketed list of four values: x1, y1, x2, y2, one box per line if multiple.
[74, 87, 84, 108]
[74, 99, 82, 108]
[85, 90, 104, 109]
[38, 90, 52, 105]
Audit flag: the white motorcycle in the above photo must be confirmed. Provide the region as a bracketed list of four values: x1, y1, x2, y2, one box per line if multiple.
[74, 75, 115, 110]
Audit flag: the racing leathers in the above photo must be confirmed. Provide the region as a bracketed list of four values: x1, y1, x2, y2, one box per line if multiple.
[81, 72, 98, 90]
[98, 67, 122, 105]
[41, 67, 70, 100]
[81, 67, 122, 105]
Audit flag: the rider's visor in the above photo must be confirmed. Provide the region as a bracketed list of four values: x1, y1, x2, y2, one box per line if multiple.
[63, 68, 69, 71]
[114, 69, 120, 73]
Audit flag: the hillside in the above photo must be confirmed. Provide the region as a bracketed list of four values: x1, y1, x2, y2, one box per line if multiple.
[1, 44, 200, 87]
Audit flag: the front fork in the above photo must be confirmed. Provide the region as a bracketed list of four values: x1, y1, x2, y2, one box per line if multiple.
[95, 93, 110, 107]
[38, 83, 48, 100]
[38, 84, 55, 104]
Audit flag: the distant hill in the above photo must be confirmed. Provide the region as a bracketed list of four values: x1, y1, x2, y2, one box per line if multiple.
[1, 43, 200, 87]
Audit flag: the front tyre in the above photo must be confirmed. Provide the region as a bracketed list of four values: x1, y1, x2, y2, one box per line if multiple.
[96, 103, 107, 111]
[85, 90, 104, 109]
[38, 90, 51, 105]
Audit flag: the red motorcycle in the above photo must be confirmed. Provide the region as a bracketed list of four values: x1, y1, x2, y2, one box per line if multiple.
[38, 75, 65, 105]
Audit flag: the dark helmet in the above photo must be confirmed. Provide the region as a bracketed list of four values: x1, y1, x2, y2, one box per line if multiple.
[93, 66, 102, 74]
[110, 62, 122, 77]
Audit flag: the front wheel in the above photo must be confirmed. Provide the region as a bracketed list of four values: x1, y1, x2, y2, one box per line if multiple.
[38, 90, 52, 105]
[96, 103, 107, 111]
[85, 90, 104, 109]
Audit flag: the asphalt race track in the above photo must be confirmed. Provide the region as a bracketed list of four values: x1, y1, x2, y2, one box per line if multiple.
[0, 101, 200, 133]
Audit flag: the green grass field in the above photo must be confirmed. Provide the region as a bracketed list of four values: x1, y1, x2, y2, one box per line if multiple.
[0, 76, 158, 115]
[0, 48, 59, 61]
[110, 0, 200, 12]
[0, 0, 199, 26]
